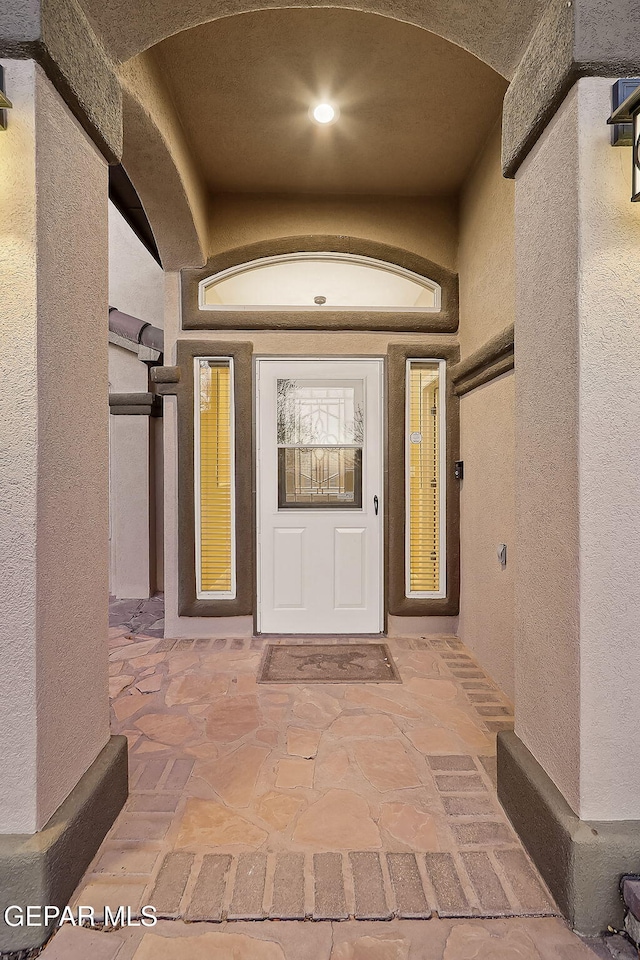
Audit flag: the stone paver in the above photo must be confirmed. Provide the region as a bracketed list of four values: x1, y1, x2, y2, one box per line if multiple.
[424, 852, 470, 916]
[461, 851, 511, 913]
[452, 821, 514, 845]
[228, 853, 268, 919]
[494, 849, 555, 913]
[271, 853, 306, 919]
[293, 789, 381, 849]
[287, 727, 321, 758]
[350, 852, 392, 920]
[435, 773, 487, 793]
[380, 802, 439, 850]
[387, 853, 430, 919]
[38, 925, 126, 960]
[276, 756, 315, 788]
[441, 794, 494, 816]
[427, 755, 476, 771]
[314, 852, 348, 919]
[185, 854, 232, 921]
[148, 852, 194, 915]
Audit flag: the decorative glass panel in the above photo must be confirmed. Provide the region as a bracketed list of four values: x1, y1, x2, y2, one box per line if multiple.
[277, 380, 364, 444]
[197, 359, 235, 596]
[278, 447, 362, 508]
[407, 361, 442, 595]
[277, 379, 364, 509]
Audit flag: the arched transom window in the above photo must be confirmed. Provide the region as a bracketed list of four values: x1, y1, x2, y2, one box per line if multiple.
[198, 252, 441, 312]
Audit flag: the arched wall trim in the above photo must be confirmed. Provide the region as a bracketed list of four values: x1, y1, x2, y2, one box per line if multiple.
[181, 236, 459, 332]
[120, 56, 209, 270]
[84, 1, 542, 78]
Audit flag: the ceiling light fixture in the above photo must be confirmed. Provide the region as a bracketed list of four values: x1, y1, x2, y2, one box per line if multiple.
[311, 102, 338, 125]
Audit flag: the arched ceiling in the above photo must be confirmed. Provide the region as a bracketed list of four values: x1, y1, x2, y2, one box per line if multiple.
[149, 9, 507, 197]
[77, 0, 547, 80]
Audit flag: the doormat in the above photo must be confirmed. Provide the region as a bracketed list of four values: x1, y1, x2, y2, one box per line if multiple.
[258, 643, 401, 683]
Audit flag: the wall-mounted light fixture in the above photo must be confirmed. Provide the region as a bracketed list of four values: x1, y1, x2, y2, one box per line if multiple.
[608, 78, 640, 201]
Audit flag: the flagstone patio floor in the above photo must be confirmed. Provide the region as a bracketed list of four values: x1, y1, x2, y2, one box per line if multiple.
[37, 598, 623, 958]
[40, 916, 621, 960]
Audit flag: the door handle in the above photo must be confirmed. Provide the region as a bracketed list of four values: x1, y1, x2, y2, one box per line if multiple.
[374, 495, 379, 516]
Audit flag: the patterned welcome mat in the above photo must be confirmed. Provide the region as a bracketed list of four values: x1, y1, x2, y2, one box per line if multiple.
[258, 643, 401, 683]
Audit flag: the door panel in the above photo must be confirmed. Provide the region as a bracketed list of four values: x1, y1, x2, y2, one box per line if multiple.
[257, 359, 383, 634]
[273, 528, 305, 608]
[334, 528, 366, 608]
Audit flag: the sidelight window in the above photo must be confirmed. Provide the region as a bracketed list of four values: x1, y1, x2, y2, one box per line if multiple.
[195, 358, 235, 598]
[406, 360, 446, 597]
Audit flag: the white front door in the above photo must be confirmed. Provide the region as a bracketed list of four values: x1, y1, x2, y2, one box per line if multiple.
[257, 359, 383, 634]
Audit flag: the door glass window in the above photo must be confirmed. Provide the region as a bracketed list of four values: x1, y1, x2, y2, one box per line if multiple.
[277, 379, 363, 508]
[406, 360, 444, 596]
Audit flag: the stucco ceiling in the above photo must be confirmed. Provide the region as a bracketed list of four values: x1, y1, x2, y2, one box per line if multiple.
[152, 9, 507, 197]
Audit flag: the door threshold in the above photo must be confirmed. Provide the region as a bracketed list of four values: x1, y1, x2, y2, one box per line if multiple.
[254, 633, 387, 639]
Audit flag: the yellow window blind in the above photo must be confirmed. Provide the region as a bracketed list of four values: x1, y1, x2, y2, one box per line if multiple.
[197, 359, 234, 596]
[407, 361, 441, 594]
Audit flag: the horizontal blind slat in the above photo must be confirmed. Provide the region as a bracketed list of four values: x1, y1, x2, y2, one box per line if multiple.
[198, 362, 233, 593]
[408, 362, 441, 593]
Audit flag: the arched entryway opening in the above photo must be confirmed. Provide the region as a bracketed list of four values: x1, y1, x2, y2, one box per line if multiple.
[96, 3, 529, 947]
[92, 0, 532, 928]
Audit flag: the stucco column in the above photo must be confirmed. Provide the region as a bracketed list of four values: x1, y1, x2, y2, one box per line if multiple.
[0, 59, 127, 951]
[499, 76, 640, 934]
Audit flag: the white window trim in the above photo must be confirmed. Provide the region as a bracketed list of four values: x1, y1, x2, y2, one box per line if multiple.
[194, 356, 237, 600]
[404, 358, 447, 599]
[198, 251, 441, 313]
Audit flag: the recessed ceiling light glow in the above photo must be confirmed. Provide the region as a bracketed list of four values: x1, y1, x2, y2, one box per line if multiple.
[312, 102, 337, 124]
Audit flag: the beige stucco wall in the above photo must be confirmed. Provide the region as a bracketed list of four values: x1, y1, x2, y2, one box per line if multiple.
[109, 343, 148, 393]
[515, 83, 581, 816]
[457, 121, 515, 359]
[208, 194, 458, 270]
[458, 373, 515, 699]
[109, 202, 165, 329]
[108, 202, 165, 598]
[35, 67, 111, 830]
[110, 416, 153, 599]
[576, 79, 640, 821]
[0, 59, 39, 834]
[456, 119, 516, 697]
[516, 78, 640, 821]
[0, 60, 110, 832]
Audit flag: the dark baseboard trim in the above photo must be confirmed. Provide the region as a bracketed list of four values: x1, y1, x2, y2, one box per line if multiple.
[451, 324, 514, 397]
[497, 731, 640, 936]
[0, 735, 128, 953]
